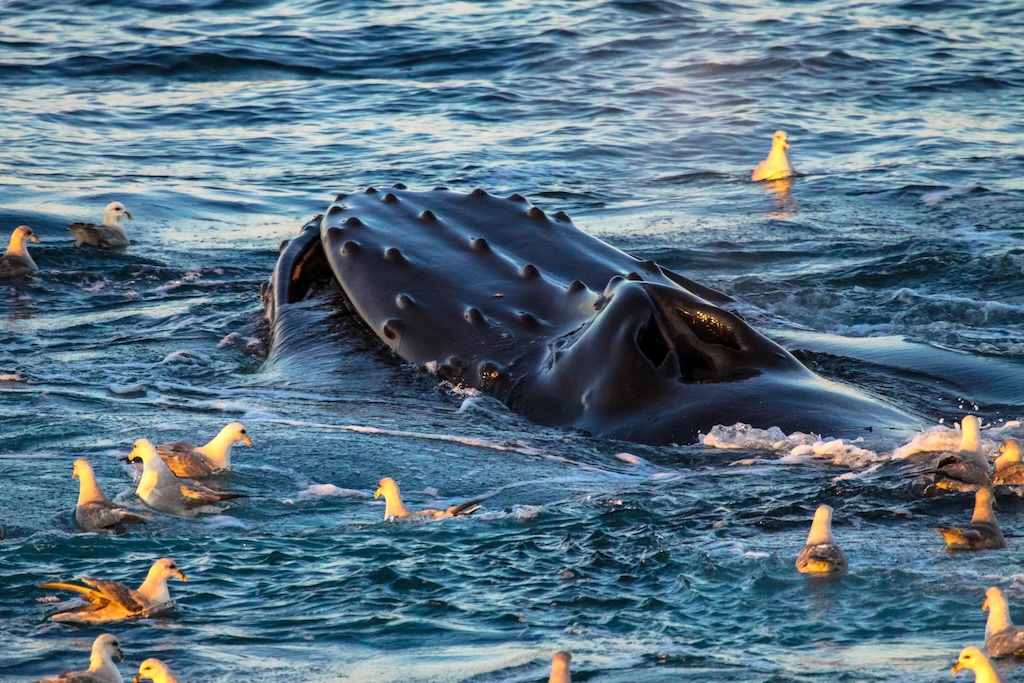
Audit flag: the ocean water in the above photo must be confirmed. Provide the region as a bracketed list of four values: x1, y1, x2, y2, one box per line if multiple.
[2, 0, 1024, 681]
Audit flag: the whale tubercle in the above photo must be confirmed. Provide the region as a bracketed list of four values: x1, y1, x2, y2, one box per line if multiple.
[384, 247, 406, 263]
[396, 294, 415, 309]
[519, 264, 540, 279]
[364, 187, 378, 195]
[345, 216, 363, 227]
[341, 241, 361, 256]
[465, 307, 485, 324]
[554, 210, 571, 222]
[471, 188, 488, 198]
[392, 183, 407, 190]
[327, 205, 344, 215]
[419, 210, 438, 222]
[567, 280, 587, 294]
[470, 237, 491, 252]
[508, 193, 526, 202]
[517, 312, 540, 328]
[382, 193, 398, 203]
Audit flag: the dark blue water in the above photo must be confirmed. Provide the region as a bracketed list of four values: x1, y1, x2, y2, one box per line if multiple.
[3, 1, 1024, 681]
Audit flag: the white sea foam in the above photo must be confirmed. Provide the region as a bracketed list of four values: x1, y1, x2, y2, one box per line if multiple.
[217, 332, 240, 348]
[107, 382, 147, 396]
[702, 423, 884, 467]
[921, 183, 977, 206]
[202, 515, 249, 529]
[615, 452, 642, 465]
[298, 484, 369, 499]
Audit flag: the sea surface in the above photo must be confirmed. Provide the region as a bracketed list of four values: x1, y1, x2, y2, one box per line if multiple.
[2, 1, 1024, 681]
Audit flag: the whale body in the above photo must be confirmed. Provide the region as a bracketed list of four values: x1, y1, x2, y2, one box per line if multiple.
[263, 186, 921, 445]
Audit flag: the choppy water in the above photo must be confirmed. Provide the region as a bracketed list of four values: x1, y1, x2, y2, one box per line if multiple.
[3, 0, 1024, 681]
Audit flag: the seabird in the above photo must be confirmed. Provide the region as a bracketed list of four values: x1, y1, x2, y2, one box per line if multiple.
[795, 504, 848, 573]
[751, 130, 796, 182]
[40, 557, 186, 623]
[937, 487, 1006, 551]
[983, 586, 1024, 657]
[548, 651, 572, 683]
[133, 658, 181, 683]
[993, 439, 1024, 486]
[0, 225, 39, 279]
[36, 633, 125, 683]
[72, 458, 146, 534]
[130, 438, 246, 517]
[373, 477, 482, 521]
[149, 422, 253, 478]
[933, 416, 992, 492]
[951, 646, 1005, 683]
[68, 201, 133, 249]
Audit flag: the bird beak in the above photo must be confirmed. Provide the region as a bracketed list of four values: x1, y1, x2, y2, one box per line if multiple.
[116, 647, 125, 662]
[983, 597, 990, 611]
[243, 435, 253, 447]
[72, 471, 79, 480]
[133, 675, 142, 683]
[951, 662, 964, 674]
[783, 140, 790, 149]
[374, 487, 383, 499]
[30, 235, 40, 242]
[176, 570, 188, 582]
[125, 212, 134, 220]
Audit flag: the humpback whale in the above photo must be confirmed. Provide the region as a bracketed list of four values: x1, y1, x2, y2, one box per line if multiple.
[263, 186, 920, 445]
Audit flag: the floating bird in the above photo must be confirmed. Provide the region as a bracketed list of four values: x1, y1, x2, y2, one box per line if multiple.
[68, 201, 133, 249]
[933, 416, 991, 492]
[795, 504, 848, 574]
[937, 487, 1006, 551]
[0, 225, 39, 279]
[951, 646, 1005, 683]
[130, 438, 246, 517]
[993, 438, 1024, 486]
[72, 459, 146, 534]
[40, 558, 186, 623]
[751, 130, 796, 182]
[149, 422, 253, 478]
[983, 586, 1024, 657]
[134, 658, 182, 683]
[373, 477, 482, 521]
[548, 651, 571, 683]
[36, 633, 125, 683]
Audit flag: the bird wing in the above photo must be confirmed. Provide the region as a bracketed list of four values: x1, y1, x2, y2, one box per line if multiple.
[80, 578, 146, 612]
[159, 451, 216, 478]
[79, 501, 146, 532]
[987, 627, 1024, 657]
[445, 499, 483, 517]
[180, 482, 246, 503]
[994, 464, 1024, 485]
[0, 255, 34, 278]
[38, 672, 113, 683]
[68, 223, 127, 249]
[936, 453, 991, 486]
[39, 581, 109, 606]
[39, 577, 145, 617]
[157, 440, 198, 454]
